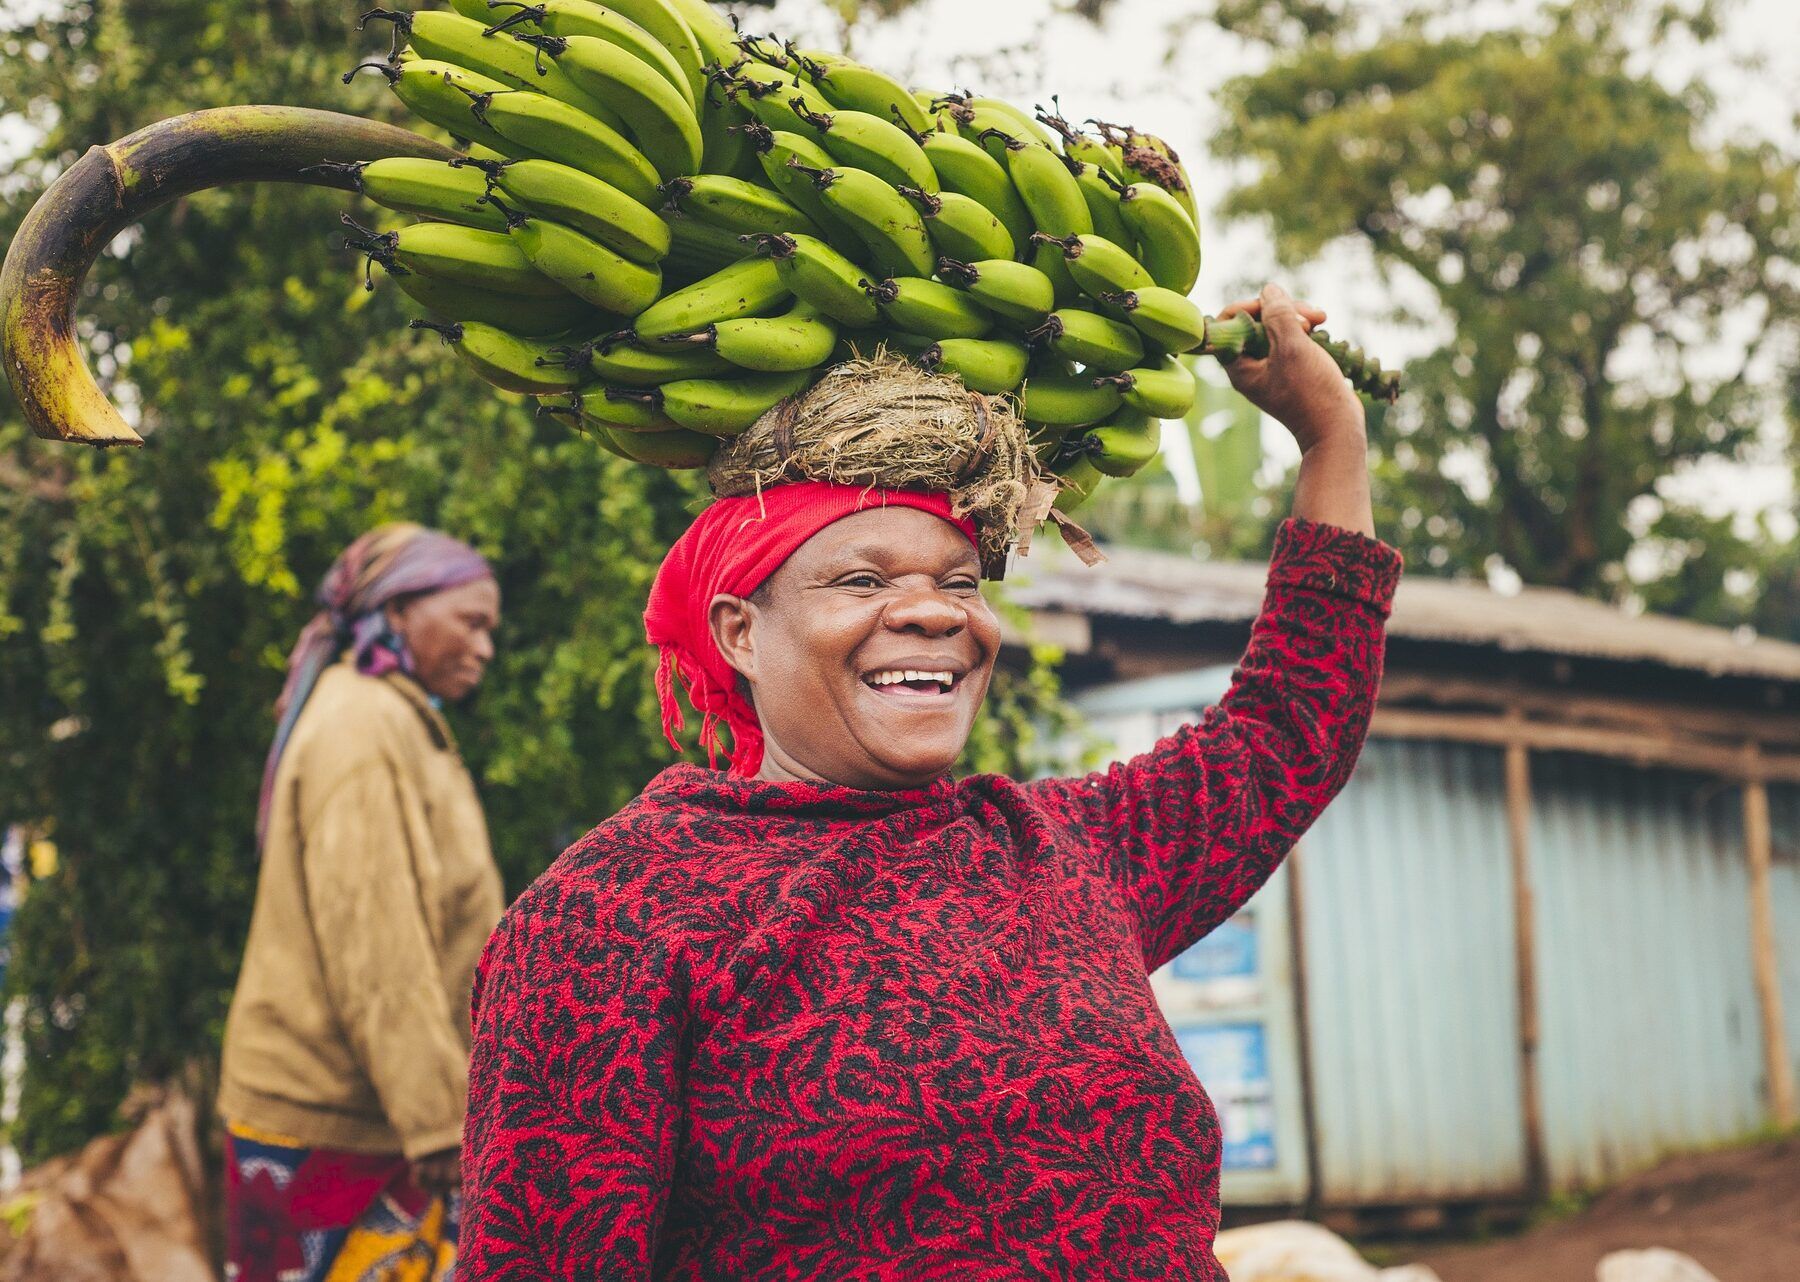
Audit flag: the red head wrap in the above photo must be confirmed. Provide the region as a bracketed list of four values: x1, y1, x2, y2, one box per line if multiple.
[644, 481, 979, 776]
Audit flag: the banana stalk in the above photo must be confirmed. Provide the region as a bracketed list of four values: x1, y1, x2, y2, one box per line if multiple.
[0, 106, 454, 445]
[1201, 313, 1401, 404]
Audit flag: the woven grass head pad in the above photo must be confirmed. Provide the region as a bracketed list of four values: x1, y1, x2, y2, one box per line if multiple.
[706, 352, 1040, 579]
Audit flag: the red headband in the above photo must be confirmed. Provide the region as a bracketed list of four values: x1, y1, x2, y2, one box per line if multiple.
[644, 481, 979, 776]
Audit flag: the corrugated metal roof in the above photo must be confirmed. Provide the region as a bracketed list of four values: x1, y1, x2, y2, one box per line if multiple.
[1008, 542, 1800, 683]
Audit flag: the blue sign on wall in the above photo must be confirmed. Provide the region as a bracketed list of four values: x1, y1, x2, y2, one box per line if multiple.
[1171, 912, 1259, 983]
[1174, 1022, 1277, 1171]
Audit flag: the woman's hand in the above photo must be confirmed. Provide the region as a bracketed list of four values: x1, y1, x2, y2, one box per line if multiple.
[1217, 284, 1365, 455]
[1220, 283, 1376, 538]
[411, 1145, 462, 1200]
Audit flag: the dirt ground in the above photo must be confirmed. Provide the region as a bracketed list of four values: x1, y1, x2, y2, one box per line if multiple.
[1415, 1135, 1800, 1282]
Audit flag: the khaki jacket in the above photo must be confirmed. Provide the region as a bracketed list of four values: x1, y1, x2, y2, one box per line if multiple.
[219, 663, 504, 1158]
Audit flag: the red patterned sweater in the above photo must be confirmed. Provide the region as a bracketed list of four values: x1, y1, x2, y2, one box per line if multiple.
[462, 519, 1402, 1280]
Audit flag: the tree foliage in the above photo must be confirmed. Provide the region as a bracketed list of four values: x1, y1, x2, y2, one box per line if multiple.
[1216, 0, 1800, 635]
[0, 0, 1066, 1159]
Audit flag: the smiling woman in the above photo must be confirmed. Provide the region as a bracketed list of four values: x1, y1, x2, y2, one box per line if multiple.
[462, 299, 1401, 1281]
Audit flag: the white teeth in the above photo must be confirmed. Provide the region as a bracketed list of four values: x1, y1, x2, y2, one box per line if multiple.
[868, 669, 956, 687]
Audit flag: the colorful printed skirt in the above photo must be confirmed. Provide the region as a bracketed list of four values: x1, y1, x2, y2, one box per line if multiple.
[223, 1122, 457, 1282]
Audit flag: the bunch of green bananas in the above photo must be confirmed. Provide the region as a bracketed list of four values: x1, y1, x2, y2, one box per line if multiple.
[336, 0, 1400, 495]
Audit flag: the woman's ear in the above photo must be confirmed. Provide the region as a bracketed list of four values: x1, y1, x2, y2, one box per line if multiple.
[383, 599, 408, 643]
[708, 594, 756, 682]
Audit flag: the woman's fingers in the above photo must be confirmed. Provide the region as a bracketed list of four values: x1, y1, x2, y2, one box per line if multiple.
[1216, 288, 1326, 332]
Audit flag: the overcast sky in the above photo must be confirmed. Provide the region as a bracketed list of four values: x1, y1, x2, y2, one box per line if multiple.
[2, 0, 1795, 539]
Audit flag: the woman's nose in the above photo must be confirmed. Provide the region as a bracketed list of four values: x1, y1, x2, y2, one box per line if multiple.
[883, 587, 965, 635]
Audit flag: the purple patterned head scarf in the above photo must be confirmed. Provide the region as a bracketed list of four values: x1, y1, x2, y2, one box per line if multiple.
[257, 522, 492, 847]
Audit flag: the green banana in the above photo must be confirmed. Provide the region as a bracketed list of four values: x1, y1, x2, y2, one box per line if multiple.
[960, 94, 1057, 148]
[789, 102, 937, 194]
[663, 174, 819, 236]
[935, 257, 1055, 329]
[1095, 121, 1199, 223]
[918, 336, 1030, 395]
[1030, 237, 1084, 307]
[725, 60, 835, 135]
[661, 300, 837, 372]
[1117, 181, 1199, 294]
[412, 318, 588, 394]
[896, 186, 1014, 263]
[912, 89, 963, 133]
[389, 270, 600, 336]
[660, 211, 753, 280]
[1019, 366, 1122, 427]
[330, 156, 509, 231]
[488, 157, 670, 263]
[662, 0, 738, 63]
[995, 137, 1092, 238]
[1034, 231, 1155, 300]
[697, 73, 756, 180]
[621, 368, 813, 434]
[1097, 354, 1196, 418]
[789, 48, 931, 136]
[595, 383, 686, 428]
[588, 0, 709, 101]
[562, 333, 736, 384]
[508, 214, 662, 314]
[450, 0, 506, 22]
[542, 386, 679, 431]
[603, 423, 716, 466]
[1098, 286, 1207, 353]
[1027, 307, 1144, 374]
[1037, 105, 1127, 180]
[1080, 405, 1159, 477]
[744, 123, 860, 244]
[528, 33, 704, 180]
[350, 60, 520, 156]
[380, 9, 622, 127]
[796, 164, 934, 278]
[1074, 163, 1134, 256]
[561, 412, 715, 466]
[631, 254, 789, 340]
[748, 232, 880, 327]
[467, 87, 662, 205]
[350, 219, 568, 297]
[495, 0, 695, 109]
[1051, 452, 1105, 512]
[918, 131, 1034, 254]
[866, 277, 992, 340]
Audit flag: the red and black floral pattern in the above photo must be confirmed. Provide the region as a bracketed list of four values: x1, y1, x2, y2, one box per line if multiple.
[462, 519, 1401, 1280]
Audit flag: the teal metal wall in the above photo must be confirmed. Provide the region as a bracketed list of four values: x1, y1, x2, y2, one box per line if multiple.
[1296, 738, 1527, 1203]
[1075, 670, 1797, 1206]
[1528, 754, 1765, 1187]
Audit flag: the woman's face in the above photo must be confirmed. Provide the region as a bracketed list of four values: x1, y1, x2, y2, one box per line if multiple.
[710, 507, 1002, 790]
[387, 576, 501, 702]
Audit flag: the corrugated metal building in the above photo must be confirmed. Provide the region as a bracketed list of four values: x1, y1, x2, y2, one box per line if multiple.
[1008, 545, 1800, 1218]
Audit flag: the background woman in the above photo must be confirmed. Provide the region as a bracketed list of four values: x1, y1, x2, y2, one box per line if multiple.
[219, 522, 503, 1282]
[462, 285, 1399, 1279]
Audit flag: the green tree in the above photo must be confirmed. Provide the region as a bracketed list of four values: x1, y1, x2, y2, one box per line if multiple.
[1215, 0, 1800, 634]
[0, 0, 1065, 1159]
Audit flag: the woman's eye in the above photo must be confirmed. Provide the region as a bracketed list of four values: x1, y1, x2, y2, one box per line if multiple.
[841, 573, 882, 589]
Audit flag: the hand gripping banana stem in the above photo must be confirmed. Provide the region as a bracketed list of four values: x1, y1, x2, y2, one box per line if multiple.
[1200, 312, 1401, 403]
[1, 105, 454, 445]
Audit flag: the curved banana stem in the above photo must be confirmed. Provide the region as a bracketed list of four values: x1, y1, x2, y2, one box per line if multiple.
[0, 105, 456, 446]
[1201, 312, 1402, 404]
